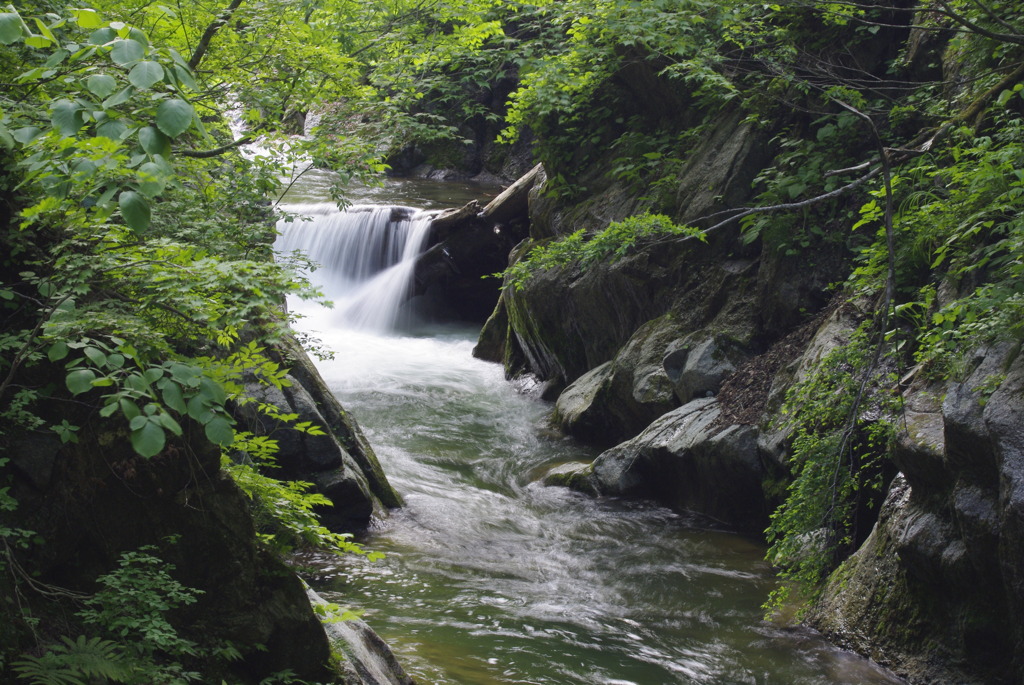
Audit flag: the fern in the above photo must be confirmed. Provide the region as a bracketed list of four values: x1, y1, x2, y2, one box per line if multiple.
[12, 636, 129, 685]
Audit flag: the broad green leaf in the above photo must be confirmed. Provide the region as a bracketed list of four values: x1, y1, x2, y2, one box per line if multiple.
[157, 413, 183, 436]
[109, 38, 144, 65]
[155, 99, 193, 138]
[96, 119, 128, 140]
[24, 35, 54, 49]
[204, 416, 235, 446]
[131, 420, 166, 457]
[137, 161, 167, 197]
[102, 86, 134, 108]
[119, 398, 141, 420]
[118, 190, 150, 231]
[129, 415, 148, 431]
[0, 13, 23, 45]
[186, 394, 213, 423]
[161, 382, 187, 414]
[172, 65, 197, 91]
[50, 100, 83, 137]
[87, 73, 117, 98]
[128, 61, 163, 89]
[127, 27, 149, 47]
[198, 376, 227, 405]
[89, 27, 116, 45]
[66, 368, 97, 395]
[33, 18, 56, 45]
[83, 346, 106, 366]
[47, 341, 69, 362]
[12, 126, 42, 144]
[71, 8, 103, 30]
[138, 126, 170, 156]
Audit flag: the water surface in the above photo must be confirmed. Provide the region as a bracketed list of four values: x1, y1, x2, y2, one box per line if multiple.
[280, 183, 903, 684]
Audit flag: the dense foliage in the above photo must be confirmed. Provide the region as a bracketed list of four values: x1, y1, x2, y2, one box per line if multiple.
[2, 0, 1023, 678]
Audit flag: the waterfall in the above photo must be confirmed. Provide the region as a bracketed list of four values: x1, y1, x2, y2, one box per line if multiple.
[275, 203, 435, 331]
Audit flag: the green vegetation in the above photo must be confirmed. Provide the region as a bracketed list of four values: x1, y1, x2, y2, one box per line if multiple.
[1, 0, 1023, 677]
[500, 213, 705, 290]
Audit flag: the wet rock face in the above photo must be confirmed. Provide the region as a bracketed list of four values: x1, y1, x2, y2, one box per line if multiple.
[5, 421, 338, 683]
[574, 398, 770, 532]
[236, 340, 404, 532]
[810, 344, 1024, 684]
[554, 315, 686, 447]
[410, 166, 543, 325]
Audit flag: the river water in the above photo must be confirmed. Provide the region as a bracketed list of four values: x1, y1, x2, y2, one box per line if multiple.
[278, 177, 903, 685]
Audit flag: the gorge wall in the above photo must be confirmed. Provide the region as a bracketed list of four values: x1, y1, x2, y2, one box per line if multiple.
[441, 12, 1024, 684]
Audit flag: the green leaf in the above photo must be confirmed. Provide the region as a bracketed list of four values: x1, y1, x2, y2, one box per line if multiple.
[128, 60, 163, 89]
[71, 8, 104, 29]
[48, 340, 69, 362]
[96, 119, 128, 141]
[172, 65, 198, 91]
[51, 99, 84, 137]
[83, 346, 107, 366]
[89, 27, 117, 45]
[204, 416, 235, 446]
[103, 86, 134, 108]
[118, 190, 151, 231]
[186, 394, 213, 423]
[131, 420, 166, 457]
[155, 99, 193, 138]
[161, 382, 187, 414]
[138, 126, 170, 156]
[24, 35, 53, 49]
[87, 73, 118, 98]
[109, 38, 144, 65]
[119, 398, 141, 420]
[0, 13, 24, 45]
[12, 126, 42, 144]
[66, 368, 97, 395]
[157, 413, 183, 436]
[198, 376, 227, 405]
[137, 161, 167, 197]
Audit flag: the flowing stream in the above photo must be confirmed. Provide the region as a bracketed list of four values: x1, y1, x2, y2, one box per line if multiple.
[277, 181, 903, 685]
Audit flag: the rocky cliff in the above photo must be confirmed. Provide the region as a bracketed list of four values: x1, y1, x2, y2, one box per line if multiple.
[456, 11, 1024, 682]
[1, 341, 410, 684]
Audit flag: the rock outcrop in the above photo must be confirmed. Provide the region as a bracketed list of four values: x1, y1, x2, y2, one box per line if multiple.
[567, 398, 771, 532]
[410, 165, 543, 324]
[237, 339, 403, 532]
[808, 343, 1024, 683]
[5, 417, 342, 682]
[3, 336, 408, 683]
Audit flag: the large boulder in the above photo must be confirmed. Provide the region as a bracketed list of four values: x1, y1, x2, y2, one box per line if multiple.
[808, 343, 1024, 684]
[553, 314, 686, 447]
[237, 339, 403, 532]
[410, 164, 544, 324]
[5, 418, 342, 682]
[308, 590, 414, 685]
[569, 398, 771, 532]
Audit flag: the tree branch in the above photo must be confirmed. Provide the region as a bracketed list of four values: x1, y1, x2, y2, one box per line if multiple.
[188, 0, 246, 71]
[178, 136, 252, 158]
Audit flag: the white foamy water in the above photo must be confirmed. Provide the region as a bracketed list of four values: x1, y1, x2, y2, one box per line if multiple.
[277, 199, 904, 685]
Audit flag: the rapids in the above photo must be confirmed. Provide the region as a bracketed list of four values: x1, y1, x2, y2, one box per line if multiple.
[275, 186, 904, 685]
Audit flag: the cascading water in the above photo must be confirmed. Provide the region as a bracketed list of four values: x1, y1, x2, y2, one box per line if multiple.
[279, 190, 905, 684]
[275, 203, 435, 331]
